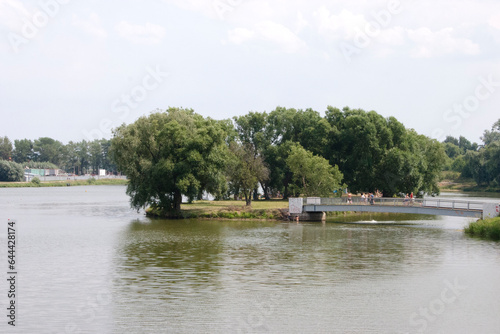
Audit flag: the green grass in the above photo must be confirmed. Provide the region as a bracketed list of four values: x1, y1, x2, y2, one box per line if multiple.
[147, 199, 289, 220]
[464, 217, 500, 241]
[0, 178, 128, 188]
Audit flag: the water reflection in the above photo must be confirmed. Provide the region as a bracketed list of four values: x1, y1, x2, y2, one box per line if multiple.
[110, 217, 456, 332]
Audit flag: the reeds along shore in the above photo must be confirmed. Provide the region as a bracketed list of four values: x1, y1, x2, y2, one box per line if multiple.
[465, 217, 500, 241]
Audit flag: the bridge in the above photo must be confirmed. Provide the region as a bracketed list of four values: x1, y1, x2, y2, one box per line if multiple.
[288, 197, 500, 221]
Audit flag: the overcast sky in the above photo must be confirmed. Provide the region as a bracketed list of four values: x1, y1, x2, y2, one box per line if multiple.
[1, 0, 499, 144]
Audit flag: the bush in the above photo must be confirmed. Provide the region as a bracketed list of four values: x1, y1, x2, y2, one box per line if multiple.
[0, 160, 24, 182]
[87, 177, 96, 185]
[465, 217, 500, 241]
[31, 177, 41, 186]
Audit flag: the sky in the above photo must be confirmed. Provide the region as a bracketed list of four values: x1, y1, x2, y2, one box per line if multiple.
[1, 0, 499, 144]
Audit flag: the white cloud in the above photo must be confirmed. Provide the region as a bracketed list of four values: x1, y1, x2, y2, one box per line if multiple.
[226, 21, 307, 53]
[114, 21, 166, 45]
[314, 7, 368, 40]
[407, 27, 480, 58]
[227, 27, 255, 45]
[256, 20, 307, 53]
[72, 13, 107, 39]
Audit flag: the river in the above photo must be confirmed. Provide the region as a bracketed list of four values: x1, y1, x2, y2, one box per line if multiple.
[0, 186, 499, 333]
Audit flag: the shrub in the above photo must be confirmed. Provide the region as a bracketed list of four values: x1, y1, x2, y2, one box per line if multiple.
[31, 177, 41, 186]
[0, 160, 24, 182]
[465, 217, 500, 241]
[87, 177, 96, 185]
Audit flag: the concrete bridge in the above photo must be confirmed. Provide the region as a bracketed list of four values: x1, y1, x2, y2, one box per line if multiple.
[288, 197, 500, 221]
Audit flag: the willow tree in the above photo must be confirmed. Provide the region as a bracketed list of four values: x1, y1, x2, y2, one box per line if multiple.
[111, 108, 229, 213]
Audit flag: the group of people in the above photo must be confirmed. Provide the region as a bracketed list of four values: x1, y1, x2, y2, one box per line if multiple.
[347, 192, 379, 205]
[403, 192, 415, 206]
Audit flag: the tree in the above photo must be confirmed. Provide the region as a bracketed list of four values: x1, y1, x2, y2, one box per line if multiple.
[89, 140, 103, 174]
[13, 139, 34, 163]
[33, 137, 64, 166]
[286, 144, 343, 197]
[111, 108, 229, 213]
[324, 106, 445, 196]
[226, 142, 269, 206]
[0, 160, 23, 181]
[0, 136, 13, 160]
[481, 119, 500, 145]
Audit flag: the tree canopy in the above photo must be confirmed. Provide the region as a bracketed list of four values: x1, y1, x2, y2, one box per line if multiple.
[111, 108, 229, 213]
[286, 144, 343, 197]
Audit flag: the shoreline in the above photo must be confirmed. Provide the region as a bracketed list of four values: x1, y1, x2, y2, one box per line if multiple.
[0, 178, 128, 188]
[465, 217, 500, 241]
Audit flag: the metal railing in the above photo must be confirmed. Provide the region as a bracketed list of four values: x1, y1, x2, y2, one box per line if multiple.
[303, 197, 483, 211]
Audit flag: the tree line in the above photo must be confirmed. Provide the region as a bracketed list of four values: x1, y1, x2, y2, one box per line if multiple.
[110, 106, 446, 213]
[442, 119, 500, 187]
[0, 137, 117, 181]
[3, 107, 496, 212]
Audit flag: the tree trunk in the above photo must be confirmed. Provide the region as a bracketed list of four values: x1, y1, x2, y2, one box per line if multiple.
[244, 190, 252, 206]
[173, 189, 182, 212]
[260, 182, 270, 200]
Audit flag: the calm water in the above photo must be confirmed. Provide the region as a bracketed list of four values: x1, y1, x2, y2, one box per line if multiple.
[0, 186, 499, 333]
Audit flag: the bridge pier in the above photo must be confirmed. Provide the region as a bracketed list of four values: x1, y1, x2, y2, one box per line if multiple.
[291, 212, 326, 222]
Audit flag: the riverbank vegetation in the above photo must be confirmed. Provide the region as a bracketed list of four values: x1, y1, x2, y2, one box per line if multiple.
[0, 136, 117, 181]
[2, 109, 499, 219]
[111, 107, 446, 216]
[441, 119, 500, 192]
[147, 199, 288, 219]
[0, 178, 127, 188]
[465, 217, 500, 241]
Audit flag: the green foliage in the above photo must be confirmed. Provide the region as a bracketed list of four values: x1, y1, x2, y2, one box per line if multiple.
[226, 142, 269, 206]
[31, 177, 41, 186]
[465, 217, 500, 241]
[23, 161, 59, 169]
[0, 136, 13, 160]
[13, 139, 33, 162]
[87, 177, 97, 185]
[324, 107, 444, 196]
[111, 108, 229, 213]
[286, 144, 343, 197]
[33, 137, 64, 165]
[0, 160, 24, 182]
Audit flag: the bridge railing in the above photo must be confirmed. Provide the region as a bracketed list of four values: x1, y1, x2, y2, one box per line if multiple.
[303, 197, 483, 211]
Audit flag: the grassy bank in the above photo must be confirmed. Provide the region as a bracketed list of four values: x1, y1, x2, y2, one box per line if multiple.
[0, 178, 128, 188]
[464, 217, 500, 241]
[147, 200, 289, 220]
[439, 171, 500, 192]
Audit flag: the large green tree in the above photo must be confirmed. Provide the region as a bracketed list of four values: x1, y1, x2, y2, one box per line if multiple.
[13, 139, 34, 163]
[0, 136, 13, 160]
[33, 137, 64, 166]
[324, 106, 444, 196]
[111, 108, 229, 213]
[286, 144, 343, 197]
[0, 160, 23, 181]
